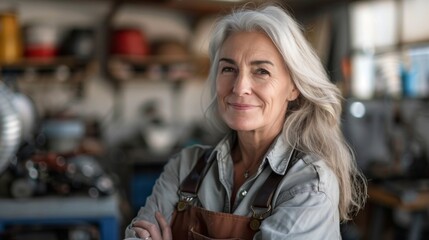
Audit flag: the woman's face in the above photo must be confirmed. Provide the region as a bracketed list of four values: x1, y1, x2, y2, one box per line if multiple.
[216, 31, 299, 135]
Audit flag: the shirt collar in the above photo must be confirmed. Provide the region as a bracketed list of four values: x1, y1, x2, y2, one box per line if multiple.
[213, 131, 295, 175]
[265, 133, 296, 175]
[213, 131, 235, 163]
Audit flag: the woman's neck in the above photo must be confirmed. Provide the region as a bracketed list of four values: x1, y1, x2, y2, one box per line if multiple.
[234, 129, 280, 166]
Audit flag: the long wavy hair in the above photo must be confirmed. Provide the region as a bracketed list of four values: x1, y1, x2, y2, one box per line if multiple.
[203, 4, 367, 221]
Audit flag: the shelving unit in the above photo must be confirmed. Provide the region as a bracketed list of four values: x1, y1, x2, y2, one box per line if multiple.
[0, 0, 357, 87]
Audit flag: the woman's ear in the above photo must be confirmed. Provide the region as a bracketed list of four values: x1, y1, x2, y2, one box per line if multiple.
[288, 87, 300, 101]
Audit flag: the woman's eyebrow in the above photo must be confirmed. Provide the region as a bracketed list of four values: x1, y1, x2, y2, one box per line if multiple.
[250, 60, 274, 66]
[219, 58, 274, 66]
[219, 58, 236, 65]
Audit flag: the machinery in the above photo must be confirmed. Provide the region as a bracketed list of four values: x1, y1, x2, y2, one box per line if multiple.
[0, 81, 115, 199]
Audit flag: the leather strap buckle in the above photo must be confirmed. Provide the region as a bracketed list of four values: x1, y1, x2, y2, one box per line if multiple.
[177, 191, 197, 211]
[250, 205, 272, 231]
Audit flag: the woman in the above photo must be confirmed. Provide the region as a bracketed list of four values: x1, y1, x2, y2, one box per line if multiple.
[125, 4, 367, 240]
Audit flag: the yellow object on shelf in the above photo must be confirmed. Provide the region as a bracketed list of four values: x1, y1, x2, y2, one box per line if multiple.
[0, 10, 23, 65]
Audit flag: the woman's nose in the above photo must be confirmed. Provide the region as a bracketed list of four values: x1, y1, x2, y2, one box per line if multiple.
[232, 73, 252, 96]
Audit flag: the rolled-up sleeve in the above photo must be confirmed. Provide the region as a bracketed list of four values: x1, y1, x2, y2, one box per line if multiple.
[124, 154, 182, 238]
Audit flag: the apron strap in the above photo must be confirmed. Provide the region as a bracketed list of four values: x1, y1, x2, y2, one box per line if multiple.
[177, 148, 213, 210]
[249, 148, 303, 230]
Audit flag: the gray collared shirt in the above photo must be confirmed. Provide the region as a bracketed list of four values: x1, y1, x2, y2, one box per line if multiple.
[125, 133, 341, 239]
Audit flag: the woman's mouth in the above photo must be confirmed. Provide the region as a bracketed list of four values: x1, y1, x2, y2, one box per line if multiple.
[229, 103, 257, 110]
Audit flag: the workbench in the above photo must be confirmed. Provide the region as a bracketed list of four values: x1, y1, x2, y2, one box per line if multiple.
[0, 194, 121, 240]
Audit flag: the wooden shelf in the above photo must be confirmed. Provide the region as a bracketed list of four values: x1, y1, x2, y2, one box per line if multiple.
[108, 55, 209, 82]
[0, 58, 95, 83]
[111, 54, 206, 65]
[123, 0, 240, 17]
[0, 57, 92, 70]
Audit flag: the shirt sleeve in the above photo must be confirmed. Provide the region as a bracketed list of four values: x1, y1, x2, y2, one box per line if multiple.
[124, 153, 182, 238]
[124, 146, 206, 239]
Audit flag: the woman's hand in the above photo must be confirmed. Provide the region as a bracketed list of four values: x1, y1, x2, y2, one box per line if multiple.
[132, 212, 172, 240]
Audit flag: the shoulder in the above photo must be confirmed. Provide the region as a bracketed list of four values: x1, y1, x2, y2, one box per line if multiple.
[259, 154, 341, 238]
[166, 144, 213, 178]
[173, 144, 213, 164]
[275, 153, 339, 205]
[173, 144, 211, 160]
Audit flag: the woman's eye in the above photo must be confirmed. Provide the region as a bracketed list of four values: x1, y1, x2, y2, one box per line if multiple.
[221, 67, 236, 74]
[255, 68, 270, 76]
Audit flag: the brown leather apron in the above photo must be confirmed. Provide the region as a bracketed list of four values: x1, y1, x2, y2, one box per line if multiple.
[170, 149, 301, 240]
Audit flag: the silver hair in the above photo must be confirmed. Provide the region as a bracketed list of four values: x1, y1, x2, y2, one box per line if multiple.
[203, 4, 367, 221]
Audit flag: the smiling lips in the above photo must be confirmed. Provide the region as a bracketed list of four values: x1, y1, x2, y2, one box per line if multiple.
[228, 102, 258, 110]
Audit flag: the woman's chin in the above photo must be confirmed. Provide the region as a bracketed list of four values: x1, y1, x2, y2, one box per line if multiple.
[226, 123, 257, 132]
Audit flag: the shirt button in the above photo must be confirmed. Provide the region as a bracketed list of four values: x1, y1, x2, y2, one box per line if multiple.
[241, 190, 247, 196]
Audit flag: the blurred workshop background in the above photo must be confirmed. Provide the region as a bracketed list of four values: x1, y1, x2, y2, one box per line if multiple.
[0, 0, 428, 239]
